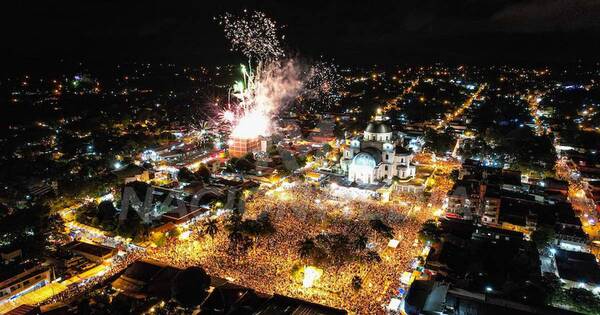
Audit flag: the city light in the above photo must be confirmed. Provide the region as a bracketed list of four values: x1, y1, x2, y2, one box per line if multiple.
[302, 266, 323, 288]
[6, 4, 600, 315]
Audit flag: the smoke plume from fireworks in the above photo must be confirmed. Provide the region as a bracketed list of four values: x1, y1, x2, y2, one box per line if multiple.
[229, 60, 303, 139]
[216, 11, 342, 141]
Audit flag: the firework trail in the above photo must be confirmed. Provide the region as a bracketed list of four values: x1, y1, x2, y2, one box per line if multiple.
[215, 11, 343, 140]
[230, 60, 302, 139]
[216, 10, 300, 139]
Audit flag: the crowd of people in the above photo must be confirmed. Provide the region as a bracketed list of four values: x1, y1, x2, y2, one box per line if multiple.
[36, 159, 455, 314]
[147, 178, 452, 314]
[40, 247, 145, 306]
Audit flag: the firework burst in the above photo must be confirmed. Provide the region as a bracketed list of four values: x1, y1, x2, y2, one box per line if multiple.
[227, 60, 303, 139]
[214, 11, 343, 141]
[219, 10, 284, 61]
[302, 60, 344, 111]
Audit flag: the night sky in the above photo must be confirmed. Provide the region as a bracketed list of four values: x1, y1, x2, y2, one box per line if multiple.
[3, 0, 600, 70]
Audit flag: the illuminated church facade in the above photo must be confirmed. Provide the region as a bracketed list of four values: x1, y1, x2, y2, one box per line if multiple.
[340, 116, 416, 185]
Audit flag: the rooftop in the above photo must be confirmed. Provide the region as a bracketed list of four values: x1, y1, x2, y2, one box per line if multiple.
[365, 121, 391, 134]
[555, 249, 600, 285]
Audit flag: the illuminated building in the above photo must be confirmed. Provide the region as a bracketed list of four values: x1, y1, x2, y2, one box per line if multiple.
[229, 136, 260, 158]
[340, 114, 416, 184]
[0, 264, 53, 303]
[229, 136, 271, 158]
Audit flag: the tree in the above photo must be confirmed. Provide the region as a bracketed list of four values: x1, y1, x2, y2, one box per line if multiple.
[352, 276, 362, 291]
[123, 181, 150, 200]
[171, 266, 211, 307]
[329, 234, 350, 263]
[424, 128, 454, 154]
[226, 157, 240, 173]
[530, 226, 556, 251]
[257, 212, 275, 235]
[370, 219, 394, 239]
[540, 273, 563, 303]
[196, 164, 211, 182]
[566, 288, 600, 314]
[178, 167, 198, 183]
[298, 238, 316, 259]
[203, 218, 219, 239]
[96, 200, 117, 223]
[235, 157, 255, 172]
[228, 229, 252, 255]
[418, 220, 440, 243]
[353, 234, 369, 252]
[365, 251, 382, 263]
[450, 169, 459, 181]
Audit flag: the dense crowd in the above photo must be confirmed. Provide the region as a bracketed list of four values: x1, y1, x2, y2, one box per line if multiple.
[147, 179, 451, 314]
[36, 161, 454, 313]
[40, 247, 145, 306]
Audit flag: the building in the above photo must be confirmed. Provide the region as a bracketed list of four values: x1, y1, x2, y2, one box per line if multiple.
[5, 304, 40, 315]
[229, 136, 272, 158]
[405, 281, 578, 315]
[256, 294, 347, 315]
[310, 118, 336, 143]
[112, 260, 181, 299]
[403, 280, 448, 315]
[112, 164, 153, 184]
[446, 180, 480, 220]
[481, 185, 501, 225]
[1, 248, 22, 265]
[340, 115, 416, 184]
[0, 263, 53, 303]
[66, 241, 115, 263]
[112, 260, 347, 314]
[554, 249, 600, 289]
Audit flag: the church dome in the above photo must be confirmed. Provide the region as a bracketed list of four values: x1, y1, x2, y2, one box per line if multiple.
[365, 121, 391, 134]
[351, 151, 379, 168]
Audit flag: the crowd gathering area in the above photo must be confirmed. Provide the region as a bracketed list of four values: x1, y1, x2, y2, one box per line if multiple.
[147, 177, 450, 314]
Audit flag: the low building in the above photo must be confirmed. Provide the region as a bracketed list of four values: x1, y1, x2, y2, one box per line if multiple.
[161, 206, 208, 225]
[5, 304, 40, 315]
[0, 263, 53, 303]
[472, 225, 524, 243]
[256, 294, 347, 315]
[112, 260, 181, 299]
[112, 164, 153, 184]
[403, 280, 448, 315]
[554, 249, 600, 289]
[555, 225, 589, 252]
[1, 248, 22, 264]
[446, 180, 480, 220]
[113, 260, 348, 314]
[66, 241, 115, 263]
[481, 185, 501, 225]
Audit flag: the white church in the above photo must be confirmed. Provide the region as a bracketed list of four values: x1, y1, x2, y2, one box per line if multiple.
[340, 114, 416, 185]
